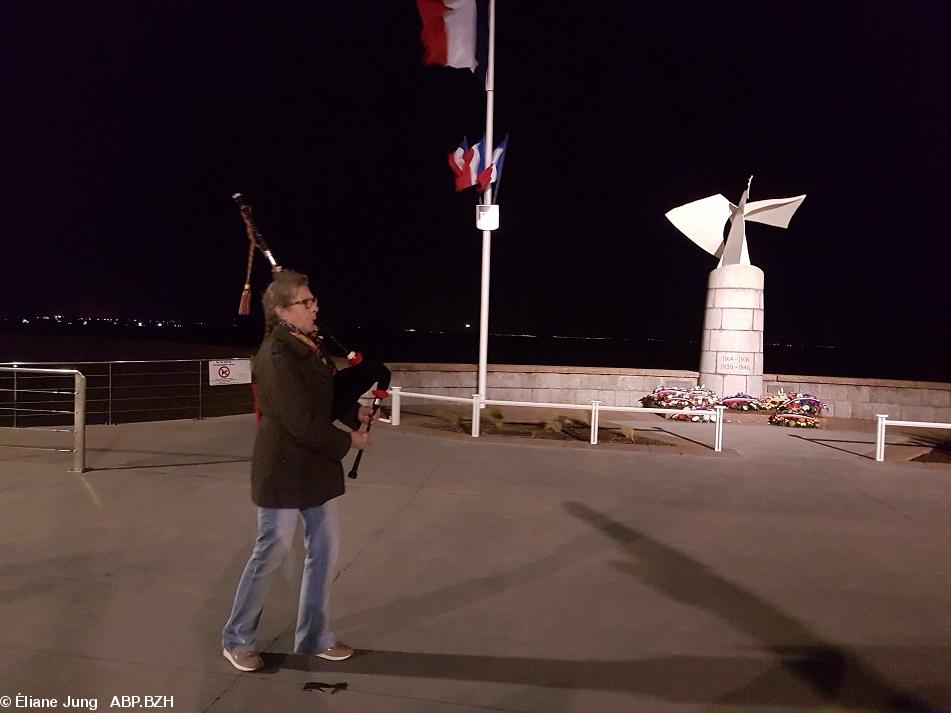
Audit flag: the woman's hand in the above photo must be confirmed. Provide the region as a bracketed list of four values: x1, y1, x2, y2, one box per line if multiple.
[358, 405, 380, 425]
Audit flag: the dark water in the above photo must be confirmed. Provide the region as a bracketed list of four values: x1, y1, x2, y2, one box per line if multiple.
[350, 330, 947, 383]
[1, 324, 946, 383]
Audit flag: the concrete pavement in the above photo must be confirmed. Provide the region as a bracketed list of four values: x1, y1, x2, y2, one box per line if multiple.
[0, 414, 949, 712]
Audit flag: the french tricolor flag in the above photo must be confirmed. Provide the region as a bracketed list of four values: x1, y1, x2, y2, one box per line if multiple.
[448, 137, 481, 192]
[416, 0, 487, 73]
[476, 137, 506, 193]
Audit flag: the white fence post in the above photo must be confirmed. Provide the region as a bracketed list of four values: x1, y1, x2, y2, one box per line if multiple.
[197, 360, 204, 420]
[714, 405, 725, 452]
[390, 386, 401, 426]
[590, 400, 600, 445]
[875, 413, 888, 462]
[70, 372, 87, 473]
[472, 393, 482, 437]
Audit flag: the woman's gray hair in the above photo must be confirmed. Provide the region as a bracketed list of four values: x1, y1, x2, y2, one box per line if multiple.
[262, 269, 309, 333]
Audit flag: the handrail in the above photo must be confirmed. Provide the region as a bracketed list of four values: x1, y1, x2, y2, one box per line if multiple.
[388, 387, 727, 452]
[0, 367, 86, 472]
[0, 358, 254, 425]
[0, 358, 247, 365]
[874, 413, 951, 462]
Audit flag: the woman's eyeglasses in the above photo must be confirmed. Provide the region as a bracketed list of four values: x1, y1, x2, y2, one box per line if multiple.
[288, 297, 316, 309]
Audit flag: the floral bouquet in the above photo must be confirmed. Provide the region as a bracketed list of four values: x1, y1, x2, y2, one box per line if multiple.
[779, 394, 825, 415]
[640, 385, 719, 422]
[768, 412, 821, 428]
[663, 396, 695, 409]
[675, 386, 720, 421]
[640, 386, 688, 408]
[768, 392, 825, 427]
[687, 385, 720, 408]
[668, 409, 715, 423]
[720, 393, 766, 411]
[761, 390, 789, 410]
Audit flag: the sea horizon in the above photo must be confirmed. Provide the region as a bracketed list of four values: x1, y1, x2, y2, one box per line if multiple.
[1, 322, 946, 384]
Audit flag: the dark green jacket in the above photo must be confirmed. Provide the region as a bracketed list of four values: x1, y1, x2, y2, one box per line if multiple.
[250, 326, 353, 508]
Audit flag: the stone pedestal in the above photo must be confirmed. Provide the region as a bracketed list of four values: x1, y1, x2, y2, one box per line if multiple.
[699, 264, 764, 398]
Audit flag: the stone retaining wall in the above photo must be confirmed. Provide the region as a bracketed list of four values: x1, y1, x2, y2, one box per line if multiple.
[388, 363, 951, 421]
[762, 374, 951, 421]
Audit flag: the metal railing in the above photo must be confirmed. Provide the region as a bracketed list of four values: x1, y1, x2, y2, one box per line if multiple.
[0, 367, 86, 472]
[0, 359, 254, 427]
[874, 413, 951, 462]
[388, 387, 727, 452]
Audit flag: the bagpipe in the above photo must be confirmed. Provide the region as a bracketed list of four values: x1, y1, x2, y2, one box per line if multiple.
[233, 192, 390, 479]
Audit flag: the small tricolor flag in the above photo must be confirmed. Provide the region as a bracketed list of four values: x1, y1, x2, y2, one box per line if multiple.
[448, 136, 506, 193]
[477, 137, 506, 193]
[448, 137, 481, 192]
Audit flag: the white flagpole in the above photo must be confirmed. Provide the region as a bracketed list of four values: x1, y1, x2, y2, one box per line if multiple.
[477, 0, 496, 404]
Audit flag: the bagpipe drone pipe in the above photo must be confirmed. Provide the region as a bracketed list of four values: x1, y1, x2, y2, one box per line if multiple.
[233, 192, 390, 478]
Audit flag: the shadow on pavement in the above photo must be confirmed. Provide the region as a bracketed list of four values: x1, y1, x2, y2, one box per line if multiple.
[790, 434, 876, 460]
[650, 425, 717, 451]
[564, 501, 940, 712]
[87, 457, 250, 472]
[252, 501, 947, 711]
[266, 648, 945, 710]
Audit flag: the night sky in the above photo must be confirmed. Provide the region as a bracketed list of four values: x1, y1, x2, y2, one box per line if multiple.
[3, 2, 949, 356]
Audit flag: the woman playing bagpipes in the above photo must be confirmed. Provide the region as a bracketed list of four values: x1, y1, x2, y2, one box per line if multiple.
[221, 196, 389, 671]
[233, 192, 390, 442]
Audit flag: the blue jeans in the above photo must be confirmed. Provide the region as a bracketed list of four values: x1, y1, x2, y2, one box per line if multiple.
[222, 499, 341, 653]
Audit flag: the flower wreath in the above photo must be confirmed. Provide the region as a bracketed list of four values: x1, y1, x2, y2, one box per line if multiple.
[768, 413, 821, 428]
[642, 385, 719, 421]
[721, 393, 766, 411]
[768, 393, 825, 427]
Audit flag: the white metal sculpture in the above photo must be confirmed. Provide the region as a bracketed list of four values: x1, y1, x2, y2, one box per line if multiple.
[665, 176, 806, 267]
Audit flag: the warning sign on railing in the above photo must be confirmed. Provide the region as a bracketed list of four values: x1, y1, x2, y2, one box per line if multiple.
[209, 359, 252, 386]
